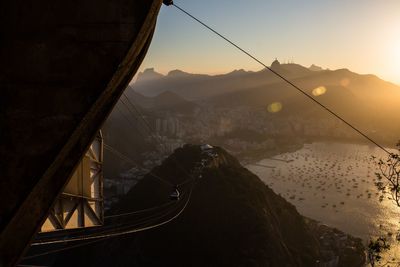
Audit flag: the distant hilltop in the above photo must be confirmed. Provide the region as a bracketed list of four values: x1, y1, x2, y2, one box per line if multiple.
[309, 64, 324, 71]
[136, 60, 327, 84]
[132, 60, 396, 103]
[136, 67, 164, 82]
[130, 60, 400, 146]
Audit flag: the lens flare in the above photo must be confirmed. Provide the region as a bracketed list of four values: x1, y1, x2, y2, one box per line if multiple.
[267, 102, 283, 113]
[340, 78, 350, 87]
[312, 86, 327, 96]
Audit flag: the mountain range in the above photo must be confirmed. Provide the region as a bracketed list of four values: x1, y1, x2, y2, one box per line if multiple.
[131, 61, 400, 145]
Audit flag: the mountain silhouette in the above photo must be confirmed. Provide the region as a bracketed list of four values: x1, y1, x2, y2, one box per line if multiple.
[132, 62, 400, 145]
[136, 68, 164, 83]
[309, 64, 324, 72]
[133, 62, 317, 99]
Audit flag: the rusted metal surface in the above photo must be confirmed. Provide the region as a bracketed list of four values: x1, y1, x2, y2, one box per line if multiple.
[0, 0, 163, 266]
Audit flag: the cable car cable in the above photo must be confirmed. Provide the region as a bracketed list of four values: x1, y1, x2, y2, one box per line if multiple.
[115, 104, 152, 142]
[28, 180, 195, 248]
[24, 200, 182, 261]
[104, 143, 173, 186]
[31, 183, 193, 245]
[120, 91, 199, 185]
[170, 3, 391, 156]
[34, 196, 181, 244]
[104, 200, 175, 219]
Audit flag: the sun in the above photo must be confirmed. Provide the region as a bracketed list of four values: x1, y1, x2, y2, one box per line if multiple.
[382, 33, 400, 84]
[393, 36, 400, 64]
[390, 37, 400, 83]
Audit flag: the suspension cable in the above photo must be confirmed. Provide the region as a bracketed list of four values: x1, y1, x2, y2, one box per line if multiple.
[104, 200, 175, 219]
[33, 193, 184, 245]
[120, 91, 199, 183]
[171, 3, 391, 155]
[29, 180, 195, 247]
[24, 196, 186, 260]
[121, 93, 168, 154]
[104, 142, 173, 186]
[104, 143, 139, 167]
[115, 103, 152, 142]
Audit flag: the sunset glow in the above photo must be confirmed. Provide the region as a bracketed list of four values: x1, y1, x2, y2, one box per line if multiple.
[139, 0, 400, 84]
[392, 37, 400, 75]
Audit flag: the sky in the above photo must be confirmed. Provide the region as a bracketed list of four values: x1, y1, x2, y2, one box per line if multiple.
[138, 0, 400, 84]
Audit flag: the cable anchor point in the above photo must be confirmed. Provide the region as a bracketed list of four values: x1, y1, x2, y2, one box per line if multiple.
[163, 0, 173, 6]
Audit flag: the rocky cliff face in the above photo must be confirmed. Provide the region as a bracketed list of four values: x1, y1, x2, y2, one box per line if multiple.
[44, 145, 364, 267]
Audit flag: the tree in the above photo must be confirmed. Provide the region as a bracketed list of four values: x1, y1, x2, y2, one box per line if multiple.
[372, 142, 400, 207]
[367, 237, 390, 267]
[370, 142, 400, 266]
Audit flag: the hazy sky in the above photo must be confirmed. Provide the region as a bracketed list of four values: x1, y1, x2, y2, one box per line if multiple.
[138, 0, 400, 84]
